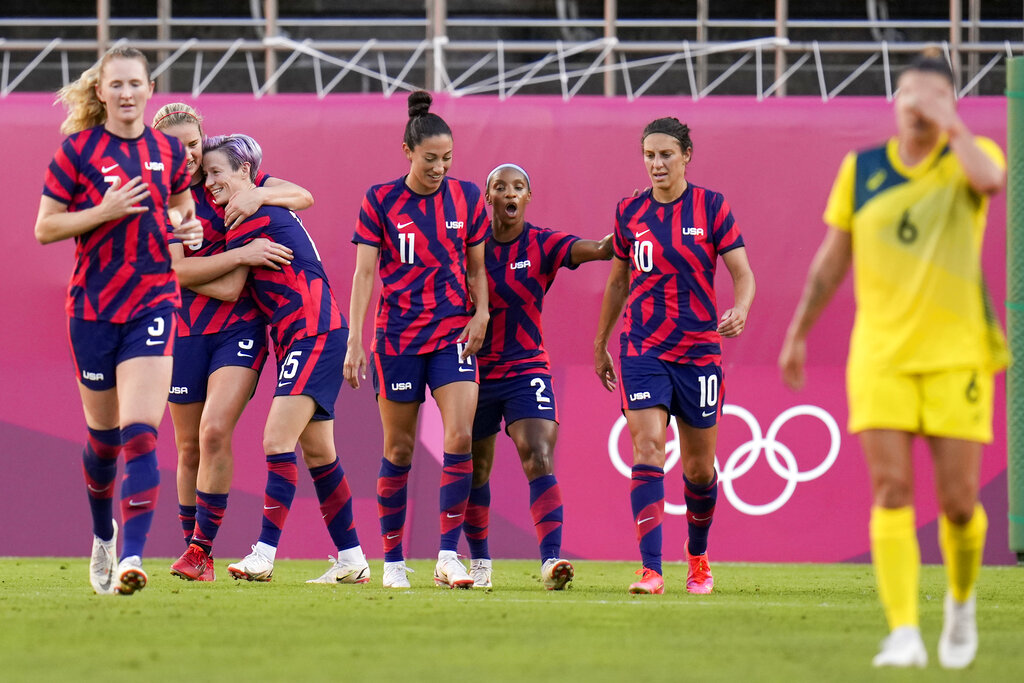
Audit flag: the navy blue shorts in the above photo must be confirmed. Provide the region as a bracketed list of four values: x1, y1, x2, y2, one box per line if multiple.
[372, 343, 478, 403]
[68, 309, 176, 391]
[169, 321, 268, 404]
[619, 356, 724, 428]
[472, 373, 559, 441]
[274, 327, 348, 421]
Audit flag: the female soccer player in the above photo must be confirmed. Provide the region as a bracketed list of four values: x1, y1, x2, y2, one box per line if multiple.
[594, 117, 755, 596]
[34, 46, 202, 595]
[152, 103, 311, 581]
[778, 52, 1006, 669]
[199, 134, 369, 585]
[345, 91, 489, 589]
[463, 163, 611, 589]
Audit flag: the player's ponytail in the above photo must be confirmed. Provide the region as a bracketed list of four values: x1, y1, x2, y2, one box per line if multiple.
[57, 46, 151, 135]
[403, 89, 452, 149]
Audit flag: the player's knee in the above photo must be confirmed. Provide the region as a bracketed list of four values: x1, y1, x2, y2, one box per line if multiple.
[940, 499, 977, 525]
[384, 441, 415, 467]
[871, 476, 914, 508]
[521, 444, 553, 479]
[198, 419, 232, 457]
[443, 430, 473, 455]
[175, 440, 201, 469]
[472, 460, 492, 486]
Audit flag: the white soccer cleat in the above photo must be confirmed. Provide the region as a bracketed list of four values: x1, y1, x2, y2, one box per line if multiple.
[434, 553, 474, 589]
[541, 558, 574, 591]
[115, 555, 148, 596]
[872, 626, 927, 668]
[306, 554, 371, 584]
[228, 545, 275, 582]
[469, 558, 492, 588]
[89, 520, 118, 595]
[382, 561, 414, 588]
[939, 593, 978, 669]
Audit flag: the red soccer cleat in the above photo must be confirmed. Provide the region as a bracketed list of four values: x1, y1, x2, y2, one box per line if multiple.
[684, 540, 714, 594]
[628, 567, 665, 595]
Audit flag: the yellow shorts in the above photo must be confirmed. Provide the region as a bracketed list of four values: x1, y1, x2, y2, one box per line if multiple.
[846, 366, 994, 443]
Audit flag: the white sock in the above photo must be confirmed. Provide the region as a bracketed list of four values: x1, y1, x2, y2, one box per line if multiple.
[438, 549, 458, 561]
[338, 546, 364, 564]
[255, 541, 277, 561]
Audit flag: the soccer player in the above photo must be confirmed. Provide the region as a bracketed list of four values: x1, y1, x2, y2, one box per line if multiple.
[34, 46, 202, 595]
[200, 134, 370, 585]
[594, 118, 755, 596]
[464, 163, 611, 589]
[778, 52, 1006, 669]
[345, 91, 489, 589]
[152, 103, 311, 582]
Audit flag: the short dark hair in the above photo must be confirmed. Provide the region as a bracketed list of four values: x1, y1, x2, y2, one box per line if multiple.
[641, 117, 693, 154]
[404, 90, 452, 149]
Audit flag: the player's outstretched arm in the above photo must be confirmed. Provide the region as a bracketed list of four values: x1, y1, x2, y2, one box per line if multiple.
[594, 257, 630, 392]
[778, 227, 852, 390]
[223, 177, 315, 230]
[570, 233, 614, 265]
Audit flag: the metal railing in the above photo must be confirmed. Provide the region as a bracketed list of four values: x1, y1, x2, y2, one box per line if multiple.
[0, 0, 1020, 99]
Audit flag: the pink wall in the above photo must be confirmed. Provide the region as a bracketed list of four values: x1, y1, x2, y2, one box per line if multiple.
[2, 93, 1014, 564]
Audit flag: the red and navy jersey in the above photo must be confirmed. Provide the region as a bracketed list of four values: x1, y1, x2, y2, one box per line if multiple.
[42, 125, 190, 322]
[226, 206, 344, 358]
[175, 171, 272, 337]
[353, 175, 488, 356]
[613, 185, 744, 365]
[477, 222, 579, 380]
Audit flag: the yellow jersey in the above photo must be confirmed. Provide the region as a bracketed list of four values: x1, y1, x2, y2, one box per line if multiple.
[823, 134, 1008, 375]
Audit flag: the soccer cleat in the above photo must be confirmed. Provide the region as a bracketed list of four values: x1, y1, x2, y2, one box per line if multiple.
[541, 558, 574, 591]
[115, 555, 148, 595]
[939, 593, 978, 669]
[684, 540, 714, 594]
[469, 559, 492, 588]
[170, 543, 212, 582]
[198, 555, 216, 582]
[434, 554, 474, 589]
[227, 545, 274, 582]
[306, 554, 371, 584]
[872, 626, 928, 668]
[382, 561, 414, 588]
[89, 520, 118, 595]
[628, 567, 665, 595]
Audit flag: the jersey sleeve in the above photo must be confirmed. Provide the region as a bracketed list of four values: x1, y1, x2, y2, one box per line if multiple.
[41, 138, 80, 205]
[710, 192, 744, 254]
[353, 190, 383, 247]
[974, 136, 1006, 170]
[225, 216, 264, 250]
[612, 200, 631, 260]
[255, 170, 273, 187]
[543, 229, 581, 272]
[823, 151, 857, 232]
[467, 186, 489, 246]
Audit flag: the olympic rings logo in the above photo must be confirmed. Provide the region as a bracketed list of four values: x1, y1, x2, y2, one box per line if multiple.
[606, 404, 841, 516]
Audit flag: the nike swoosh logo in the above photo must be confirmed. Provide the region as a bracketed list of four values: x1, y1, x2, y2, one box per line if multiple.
[101, 163, 119, 173]
[237, 352, 253, 358]
[636, 229, 650, 238]
[458, 367, 475, 373]
[637, 516, 655, 525]
[446, 513, 463, 519]
[277, 382, 292, 388]
[386, 533, 400, 540]
[702, 410, 716, 417]
[538, 406, 553, 411]
[145, 339, 162, 346]
[87, 484, 110, 493]
[397, 221, 414, 230]
[264, 505, 280, 510]
[128, 499, 151, 507]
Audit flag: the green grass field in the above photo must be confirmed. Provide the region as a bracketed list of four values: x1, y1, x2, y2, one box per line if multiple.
[0, 558, 1020, 682]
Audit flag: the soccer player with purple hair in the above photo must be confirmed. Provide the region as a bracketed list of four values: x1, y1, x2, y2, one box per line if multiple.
[35, 46, 203, 595]
[462, 162, 611, 589]
[197, 134, 370, 585]
[152, 103, 311, 582]
[345, 90, 490, 589]
[594, 118, 755, 595]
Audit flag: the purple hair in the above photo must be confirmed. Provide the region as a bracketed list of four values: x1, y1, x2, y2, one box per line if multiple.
[203, 133, 262, 182]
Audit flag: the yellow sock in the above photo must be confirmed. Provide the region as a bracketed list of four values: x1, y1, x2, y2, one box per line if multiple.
[870, 505, 920, 630]
[939, 504, 988, 603]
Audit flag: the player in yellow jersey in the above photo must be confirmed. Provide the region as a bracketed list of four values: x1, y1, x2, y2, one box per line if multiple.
[778, 50, 1007, 670]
